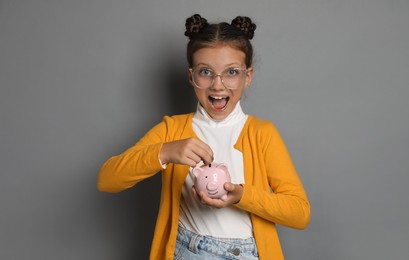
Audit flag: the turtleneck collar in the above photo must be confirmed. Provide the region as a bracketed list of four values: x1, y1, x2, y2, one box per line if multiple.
[193, 101, 247, 128]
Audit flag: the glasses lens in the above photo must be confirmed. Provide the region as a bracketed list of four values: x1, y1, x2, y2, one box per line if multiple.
[221, 68, 246, 89]
[192, 67, 247, 89]
[192, 68, 212, 89]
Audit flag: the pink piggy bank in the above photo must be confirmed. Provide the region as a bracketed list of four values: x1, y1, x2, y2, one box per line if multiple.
[193, 163, 231, 201]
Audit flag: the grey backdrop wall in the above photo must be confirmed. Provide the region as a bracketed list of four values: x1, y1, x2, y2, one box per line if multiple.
[1, 1, 408, 259]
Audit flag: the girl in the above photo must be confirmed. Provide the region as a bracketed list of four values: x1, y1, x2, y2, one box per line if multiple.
[98, 14, 310, 260]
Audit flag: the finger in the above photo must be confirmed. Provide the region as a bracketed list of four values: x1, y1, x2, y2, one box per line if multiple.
[198, 191, 211, 204]
[200, 192, 225, 208]
[193, 149, 213, 165]
[191, 186, 198, 197]
[191, 139, 214, 165]
[186, 152, 203, 167]
[192, 186, 207, 204]
[186, 159, 199, 168]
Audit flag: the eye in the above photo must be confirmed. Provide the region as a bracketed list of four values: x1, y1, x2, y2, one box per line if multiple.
[225, 68, 240, 76]
[198, 68, 213, 77]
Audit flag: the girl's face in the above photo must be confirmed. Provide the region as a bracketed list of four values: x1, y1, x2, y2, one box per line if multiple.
[189, 45, 253, 121]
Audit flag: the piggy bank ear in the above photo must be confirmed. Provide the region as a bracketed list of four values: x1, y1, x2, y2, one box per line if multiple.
[216, 163, 228, 173]
[192, 167, 203, 177]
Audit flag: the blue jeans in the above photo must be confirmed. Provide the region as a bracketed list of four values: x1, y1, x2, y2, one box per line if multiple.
[174, 225, 259, 260]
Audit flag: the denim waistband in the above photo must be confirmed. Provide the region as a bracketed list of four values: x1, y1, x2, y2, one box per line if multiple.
[176, 225, 258, 259]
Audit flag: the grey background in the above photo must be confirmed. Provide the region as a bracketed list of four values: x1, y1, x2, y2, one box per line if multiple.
[1, 0, 408, 259]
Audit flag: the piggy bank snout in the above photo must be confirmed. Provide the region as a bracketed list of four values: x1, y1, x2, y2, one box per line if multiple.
[206, 181, 219, 191]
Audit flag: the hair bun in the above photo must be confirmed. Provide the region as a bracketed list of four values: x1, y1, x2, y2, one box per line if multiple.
[231, 16, 256, 40]
[185, 14, 208, 39]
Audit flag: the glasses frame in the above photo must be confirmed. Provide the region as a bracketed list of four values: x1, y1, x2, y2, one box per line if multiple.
[189, 67, 249, 90]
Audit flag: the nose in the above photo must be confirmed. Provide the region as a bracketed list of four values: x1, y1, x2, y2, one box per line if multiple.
[210, 75, 226, 90]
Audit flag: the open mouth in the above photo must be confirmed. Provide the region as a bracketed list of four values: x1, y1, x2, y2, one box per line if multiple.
[208, 96, 229, 111]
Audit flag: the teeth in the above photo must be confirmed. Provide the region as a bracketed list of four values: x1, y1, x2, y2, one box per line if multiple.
[210, 96, 226, 99]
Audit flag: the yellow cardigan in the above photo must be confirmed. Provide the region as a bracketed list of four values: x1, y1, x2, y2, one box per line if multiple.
[98, 113, 310, 260]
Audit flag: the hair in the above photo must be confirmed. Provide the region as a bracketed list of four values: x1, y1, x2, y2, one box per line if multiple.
[184, 14, 256, 68]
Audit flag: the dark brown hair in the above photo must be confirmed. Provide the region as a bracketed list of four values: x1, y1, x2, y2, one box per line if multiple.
[185, 14, 256, 68]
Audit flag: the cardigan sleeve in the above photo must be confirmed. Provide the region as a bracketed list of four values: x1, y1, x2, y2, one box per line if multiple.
[97, 117, 171, 193]
[236, 121, 310, 229]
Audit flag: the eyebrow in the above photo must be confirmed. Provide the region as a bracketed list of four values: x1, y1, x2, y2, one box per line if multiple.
[194, 62, 244, 68]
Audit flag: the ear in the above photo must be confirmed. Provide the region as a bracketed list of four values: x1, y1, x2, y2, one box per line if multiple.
[216, 163, 228, 173]
[192, 167, 203, 177]
[188, 67, 195, 88]
[244, 67, 254, 89]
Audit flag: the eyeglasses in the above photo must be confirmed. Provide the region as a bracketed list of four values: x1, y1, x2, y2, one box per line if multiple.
[189, 67, 248, 90]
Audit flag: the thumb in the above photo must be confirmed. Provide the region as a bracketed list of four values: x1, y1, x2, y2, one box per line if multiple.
[224, 182, 235, 191]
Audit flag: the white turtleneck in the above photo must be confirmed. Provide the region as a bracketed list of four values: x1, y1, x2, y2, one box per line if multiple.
[178, 101, 253, 238]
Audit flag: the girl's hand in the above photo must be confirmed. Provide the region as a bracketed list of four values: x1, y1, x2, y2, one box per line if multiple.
[160, 138, 213, 167]
[192, 182, 244, 209]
